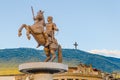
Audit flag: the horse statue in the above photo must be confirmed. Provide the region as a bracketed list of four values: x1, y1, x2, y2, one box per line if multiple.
[18, 10, 62, 63]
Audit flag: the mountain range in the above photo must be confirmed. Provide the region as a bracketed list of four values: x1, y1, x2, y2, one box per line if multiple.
[0, 48, 120, 75]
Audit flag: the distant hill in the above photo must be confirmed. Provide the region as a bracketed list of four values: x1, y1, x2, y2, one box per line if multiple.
[0, 48, 120, 75]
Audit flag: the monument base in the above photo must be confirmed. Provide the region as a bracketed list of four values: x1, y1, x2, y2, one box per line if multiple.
[34, 73, 52, 80]
[19, 62, 68, 80]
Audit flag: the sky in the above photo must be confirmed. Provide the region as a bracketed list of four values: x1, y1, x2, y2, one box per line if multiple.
[0, 0, 120, 58]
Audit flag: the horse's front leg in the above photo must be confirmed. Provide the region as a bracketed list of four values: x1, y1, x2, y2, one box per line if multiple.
[18, 24, 27, 37]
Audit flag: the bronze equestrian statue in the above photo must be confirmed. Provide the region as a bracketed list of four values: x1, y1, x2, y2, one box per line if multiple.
[18, 9, 62, 63]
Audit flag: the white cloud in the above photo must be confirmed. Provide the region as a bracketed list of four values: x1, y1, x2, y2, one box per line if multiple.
[88, 49, 120, 58]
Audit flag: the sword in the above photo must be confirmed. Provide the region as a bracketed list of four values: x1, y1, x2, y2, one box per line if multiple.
[31, 6, 35, 21]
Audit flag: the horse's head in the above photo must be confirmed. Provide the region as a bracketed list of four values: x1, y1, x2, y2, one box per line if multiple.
[37, 10, 44, 20]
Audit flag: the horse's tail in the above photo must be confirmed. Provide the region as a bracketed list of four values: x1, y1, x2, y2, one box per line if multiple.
[58, 45, 62, 63]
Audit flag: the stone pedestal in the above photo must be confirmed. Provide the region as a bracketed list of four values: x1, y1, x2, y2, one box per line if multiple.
[19, 62, 68, 80]
[34, 73, 52, 80]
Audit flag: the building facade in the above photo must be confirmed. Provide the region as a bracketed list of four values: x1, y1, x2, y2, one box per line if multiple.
[53, 63, 102, 80]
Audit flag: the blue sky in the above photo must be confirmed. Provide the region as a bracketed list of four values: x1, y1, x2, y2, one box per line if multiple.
[0, 0, 120, 57]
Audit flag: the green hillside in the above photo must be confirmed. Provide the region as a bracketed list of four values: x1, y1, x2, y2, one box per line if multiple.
[0, 48, 120, 75]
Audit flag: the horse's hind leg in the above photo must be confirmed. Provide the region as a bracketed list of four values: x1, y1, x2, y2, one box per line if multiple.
[44, 55, 51, 62]
[49, 49, 56, 62]
[44, 47, 51, 62]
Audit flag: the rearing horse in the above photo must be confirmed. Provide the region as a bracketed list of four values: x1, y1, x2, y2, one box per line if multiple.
[18, 10, 62, 63]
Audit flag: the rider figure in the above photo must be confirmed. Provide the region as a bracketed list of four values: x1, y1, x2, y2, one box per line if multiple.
[44, 16, 59, 46]
[35, 14, 58, 48]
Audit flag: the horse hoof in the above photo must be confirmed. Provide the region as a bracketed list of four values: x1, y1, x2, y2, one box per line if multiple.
[36, 44, 41, 48]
